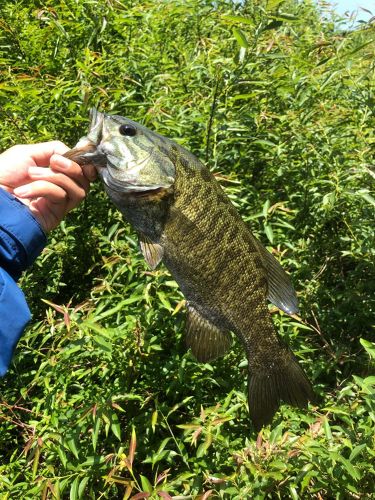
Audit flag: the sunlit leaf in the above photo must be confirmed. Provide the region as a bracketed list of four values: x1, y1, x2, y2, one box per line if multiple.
[140, 475, 153, 493]
[232, 27, 249, 48]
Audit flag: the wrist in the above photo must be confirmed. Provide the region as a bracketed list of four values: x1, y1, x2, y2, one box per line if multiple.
[0, 187, 47, 279]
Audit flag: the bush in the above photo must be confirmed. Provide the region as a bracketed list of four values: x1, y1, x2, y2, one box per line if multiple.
[0, 0, 374, 497]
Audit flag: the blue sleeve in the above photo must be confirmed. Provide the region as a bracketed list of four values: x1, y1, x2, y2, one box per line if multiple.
[0, 188, 47, 376]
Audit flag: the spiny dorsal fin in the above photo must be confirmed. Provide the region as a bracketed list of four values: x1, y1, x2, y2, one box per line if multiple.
[252, 237, 299, 315]
[139, 234, 164, 270]
[185, 306, 231, 363]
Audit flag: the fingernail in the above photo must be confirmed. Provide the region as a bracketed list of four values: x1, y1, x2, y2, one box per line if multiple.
[14, 186, 30, 196]
[56, 156, 72, 169]
[29, 166, 43, 176]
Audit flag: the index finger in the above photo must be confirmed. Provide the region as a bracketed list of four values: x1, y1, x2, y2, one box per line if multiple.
[49, 154, 90, 191]
[15, 141, 70, 167]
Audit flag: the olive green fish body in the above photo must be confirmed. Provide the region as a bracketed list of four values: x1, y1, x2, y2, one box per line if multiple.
[66, 109, 315, 429]
[162, 156, 312, 428]
[163, 156, 267, 332]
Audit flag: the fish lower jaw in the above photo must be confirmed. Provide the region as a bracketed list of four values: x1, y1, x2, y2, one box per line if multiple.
[99, 168, 170, 197]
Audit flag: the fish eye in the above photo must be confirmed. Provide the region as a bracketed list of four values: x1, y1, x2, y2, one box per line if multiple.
[119, 124, 137, 137]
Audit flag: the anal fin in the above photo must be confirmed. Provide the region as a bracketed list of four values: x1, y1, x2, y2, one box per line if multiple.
[185, 306, 231, 363]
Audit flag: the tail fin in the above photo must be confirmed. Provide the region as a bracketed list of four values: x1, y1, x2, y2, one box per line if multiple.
[248, 352, 315, 431]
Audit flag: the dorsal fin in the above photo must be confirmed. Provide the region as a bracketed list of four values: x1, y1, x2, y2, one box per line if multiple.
[252, 237, 299, 315]
[185, 306, 231, 363]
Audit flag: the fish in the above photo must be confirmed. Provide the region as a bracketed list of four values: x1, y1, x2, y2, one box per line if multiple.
[64, 108, 315, 430]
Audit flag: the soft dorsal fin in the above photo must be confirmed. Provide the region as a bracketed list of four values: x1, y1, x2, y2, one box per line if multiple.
[139, 234, 164, 269]
[252, 237, 299, 315]
[185, 306, 231, 363]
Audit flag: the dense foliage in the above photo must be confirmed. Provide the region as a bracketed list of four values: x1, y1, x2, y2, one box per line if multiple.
[0, 0, 374, 498]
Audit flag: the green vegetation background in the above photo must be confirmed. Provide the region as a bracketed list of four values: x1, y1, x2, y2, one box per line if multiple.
[0, 0, 374, 498]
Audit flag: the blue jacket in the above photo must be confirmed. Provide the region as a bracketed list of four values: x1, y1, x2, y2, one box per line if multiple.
[0, 188, 46, 376]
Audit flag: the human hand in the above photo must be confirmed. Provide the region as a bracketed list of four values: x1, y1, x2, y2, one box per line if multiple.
[0, 141, 97, 232]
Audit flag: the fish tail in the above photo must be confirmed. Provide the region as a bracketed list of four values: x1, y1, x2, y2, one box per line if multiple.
[248, 350, 315, 431]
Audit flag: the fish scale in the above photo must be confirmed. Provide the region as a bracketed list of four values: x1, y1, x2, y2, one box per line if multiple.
[65, 108, 316, 430]
[164, 157, 267, 324]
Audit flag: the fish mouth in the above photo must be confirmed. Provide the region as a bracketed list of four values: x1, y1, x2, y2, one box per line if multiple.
[99, 165, 169, 194]
[87, 108, 105, 144]
[71, 108, 105, 159]
[89, 107, 100, 128]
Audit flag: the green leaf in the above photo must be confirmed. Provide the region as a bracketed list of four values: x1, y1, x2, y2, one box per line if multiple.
[344, 39, 375, 57]
[80, 456, 106, 467]
[323, 418, 332, 441]
[263, 20, 283, 31]
[231, 92, 266, 101]
[151, 410, 158, 432]
[140, 475, 153, 493]
[222, 15, 254, 26]
[289, 485, 299, 500]
[358, 191, 375, 207]
[78, 476, 90, 499]
[232, 27, 249, 48]
[110, 412, 122, 441]
[264, 223, 274, 243]
[269, 423, 283, 444]
[92, 417, 101, 452]
[70, 477, 80, 500]
[322, 192, 336, 209]
[252, 139, 277, 149]
[32, 446, 40, 480]
[93, 334, 112, 353]
[269, 12, 299, 21]
[196, 433, 213, 457]
[92, 297, 143, 321]
[156, 437, 171, 456]
[349, 444, 367, 462]
[262, 199, 271, 218]
[360, 339, 375, 359]
[66, 437, 79, 459]
[267, 0, 285, 10]
[338, 456, 361, 481]
[56, 445, 68, 468]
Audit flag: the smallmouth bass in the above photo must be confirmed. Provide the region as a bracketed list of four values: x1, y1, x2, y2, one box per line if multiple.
[65, 109, 315, 430]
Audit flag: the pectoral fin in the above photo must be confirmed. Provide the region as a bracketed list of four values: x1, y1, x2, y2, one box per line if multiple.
[252, 237, 299, 315]
[185, 306, 231, 362]
[139, 234, 164, 269]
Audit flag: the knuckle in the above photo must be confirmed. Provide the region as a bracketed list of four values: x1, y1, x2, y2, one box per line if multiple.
[50, 140, 69, 154]
[68, 187, 85, 207]
[78, 187, 87, 201]
[8, 144, 26, 153]
[52, 140, 66, 148]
